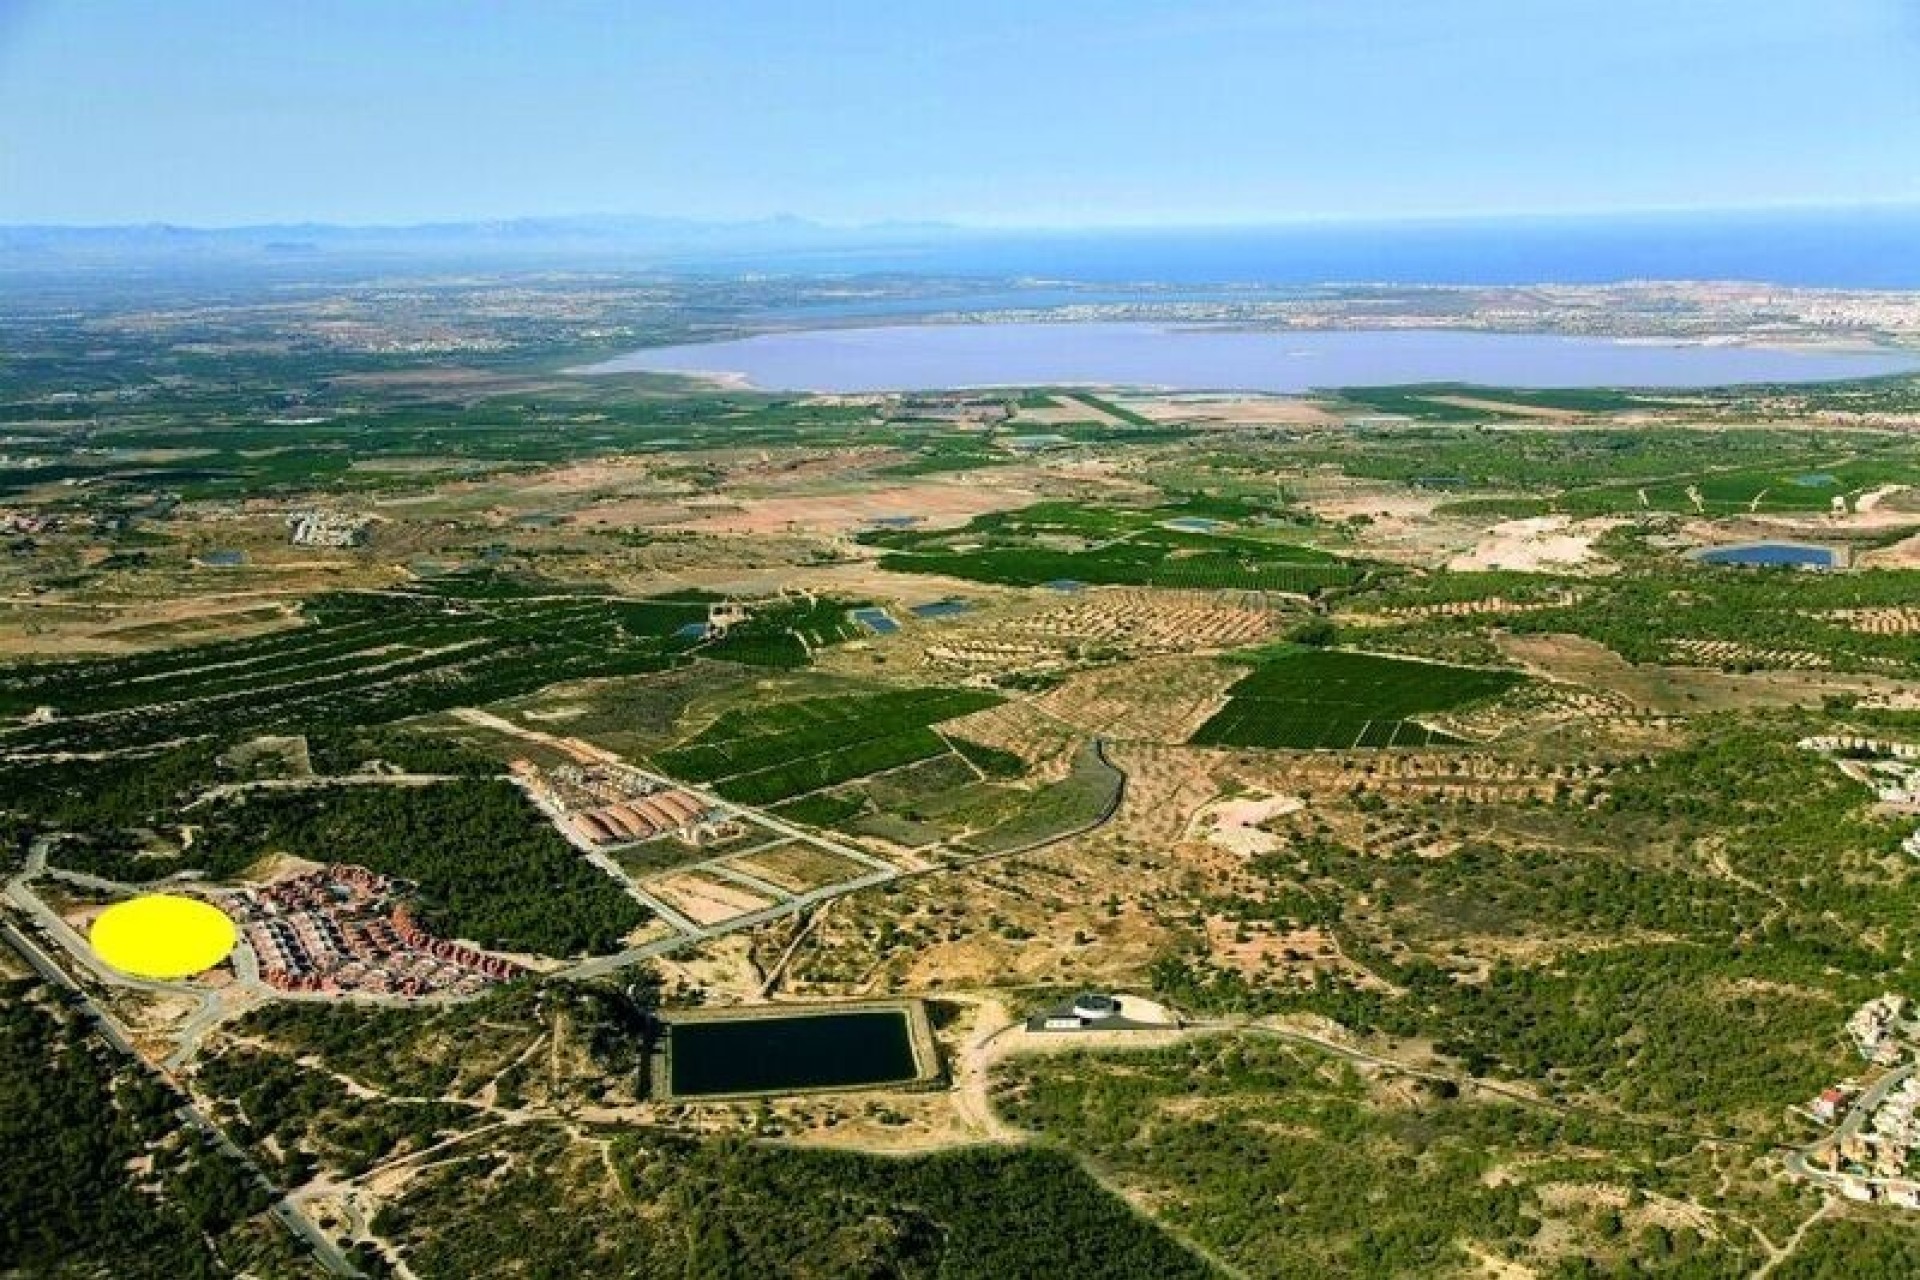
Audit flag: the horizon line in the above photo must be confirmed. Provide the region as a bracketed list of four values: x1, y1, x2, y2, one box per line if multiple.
[7, 197, 1920, 236]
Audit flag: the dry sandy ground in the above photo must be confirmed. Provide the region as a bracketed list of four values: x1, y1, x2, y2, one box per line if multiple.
[1031, 655, 1243, 743]
[1185, 791, 1306, 856]
[1301, 489, 1450, 523]
[1101, 741, 1230, 853]
[1863, 529, 1920, 569]
[702, 557, 1020, 609]
[1449, 515, 1626, 574]
[1496, 632, 1920, 714]
[1113, 393, 1342, 425]
[1856, 484, 1912, 514]
[649, 873, 775, 926]
[1290, 485, 1484, 567]
[1420, 394, 1582, 420]
[656, 934, 766, 1003]
[0, 593, 305, 657]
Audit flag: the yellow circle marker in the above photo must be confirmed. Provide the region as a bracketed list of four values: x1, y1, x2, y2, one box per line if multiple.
[89, 894, 236, 980]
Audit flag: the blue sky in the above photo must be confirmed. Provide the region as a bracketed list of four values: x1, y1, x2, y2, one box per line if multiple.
[2, 0, 1917, 227]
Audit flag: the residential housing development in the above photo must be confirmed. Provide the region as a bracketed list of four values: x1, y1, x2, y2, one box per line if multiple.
[285, 509, 372, 547]
[511, 758, 733, 849]
[226, 864, 520, 997]
[1796, 995, 1920, 1206]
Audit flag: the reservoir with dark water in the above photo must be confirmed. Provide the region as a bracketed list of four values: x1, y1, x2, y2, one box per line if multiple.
[1694, 542, 1840, 569]
[577, 322, 1920, 394]
[667, 1009, 920, 1097]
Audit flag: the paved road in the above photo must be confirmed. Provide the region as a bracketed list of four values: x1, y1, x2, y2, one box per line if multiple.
[0, 917, 359, 1277]
[182, 771, 459, 810]
[563, 738, 1127, 979]
[1785, 1064, 1916, 1186]
[3, 839, 224, 1052]
[563, 867, 899, 980]
[701, 860, 795, 902]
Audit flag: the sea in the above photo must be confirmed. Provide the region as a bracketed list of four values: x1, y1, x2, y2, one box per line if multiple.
[683, 206, 1920, 290]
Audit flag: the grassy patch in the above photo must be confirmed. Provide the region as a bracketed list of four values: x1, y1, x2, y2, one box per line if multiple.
[653, 686, 1002, 805]
[1192, 647, 1523, 749]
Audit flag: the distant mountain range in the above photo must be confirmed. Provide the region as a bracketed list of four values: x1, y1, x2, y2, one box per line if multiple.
[0, 214, 972, 267]
[6, 206, 1920, 288]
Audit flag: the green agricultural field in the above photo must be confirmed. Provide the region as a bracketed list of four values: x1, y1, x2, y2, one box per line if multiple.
[1191, 646, 1524, 749]
[0, 580, 859, 758]
[651, 686, 1003, 805]
[865, 498, 1362, 594]
[955, 739, 1125, 855]
[1284, 423, 1920, 510]
[1558, 457, 1920, 517]
[880, 543, 1357, 593]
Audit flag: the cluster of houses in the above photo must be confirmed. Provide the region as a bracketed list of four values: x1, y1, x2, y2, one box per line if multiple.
[1800, 995, 1920, 1205]
[227, 864, 519, 998]
[286, 509, 372, 547]
[1849, 994, 1913, 1066]
[0, 509, 61, 536]
[511, 759, 733, 850]
[1800, 736, 1920, 860]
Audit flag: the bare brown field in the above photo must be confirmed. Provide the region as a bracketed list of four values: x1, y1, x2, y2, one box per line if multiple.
[1860, 529, 1920, 569]
[649, 872, 776, 926]
[1114, 393, 1343, 425]
[1421, 394, 1584, 420]
[1495, 632, 1916, 713]
[1288, 484, 1477, 566]
[1100, 742, 1229, 850]
[1448, 515, 1626, 574]
[726, 843, 871, 894]
[640, 478, 1039, 536]
[1829, 606, 1920, 635]
[0, 593, 305, 657]
[1031, 655, 1241, 743]
[936, 700, 1080, 775]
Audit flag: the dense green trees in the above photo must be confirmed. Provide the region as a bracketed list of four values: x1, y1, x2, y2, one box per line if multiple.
[375, 1126, 1212, 1280]
[1772, 1218, 1920, 1279]
[0, 980, 284, 1277]
[994, 1036, 1755, 1278]
[204, 781, 646, 955]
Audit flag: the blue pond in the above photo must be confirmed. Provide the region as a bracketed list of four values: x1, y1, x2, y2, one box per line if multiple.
[1695, 542, 1838, 568]
[851, 607, 899, 634]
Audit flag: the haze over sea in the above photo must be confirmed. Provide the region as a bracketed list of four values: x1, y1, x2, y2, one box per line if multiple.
[9, 206, 1920, 290]
[698, 207, 1920, 289]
